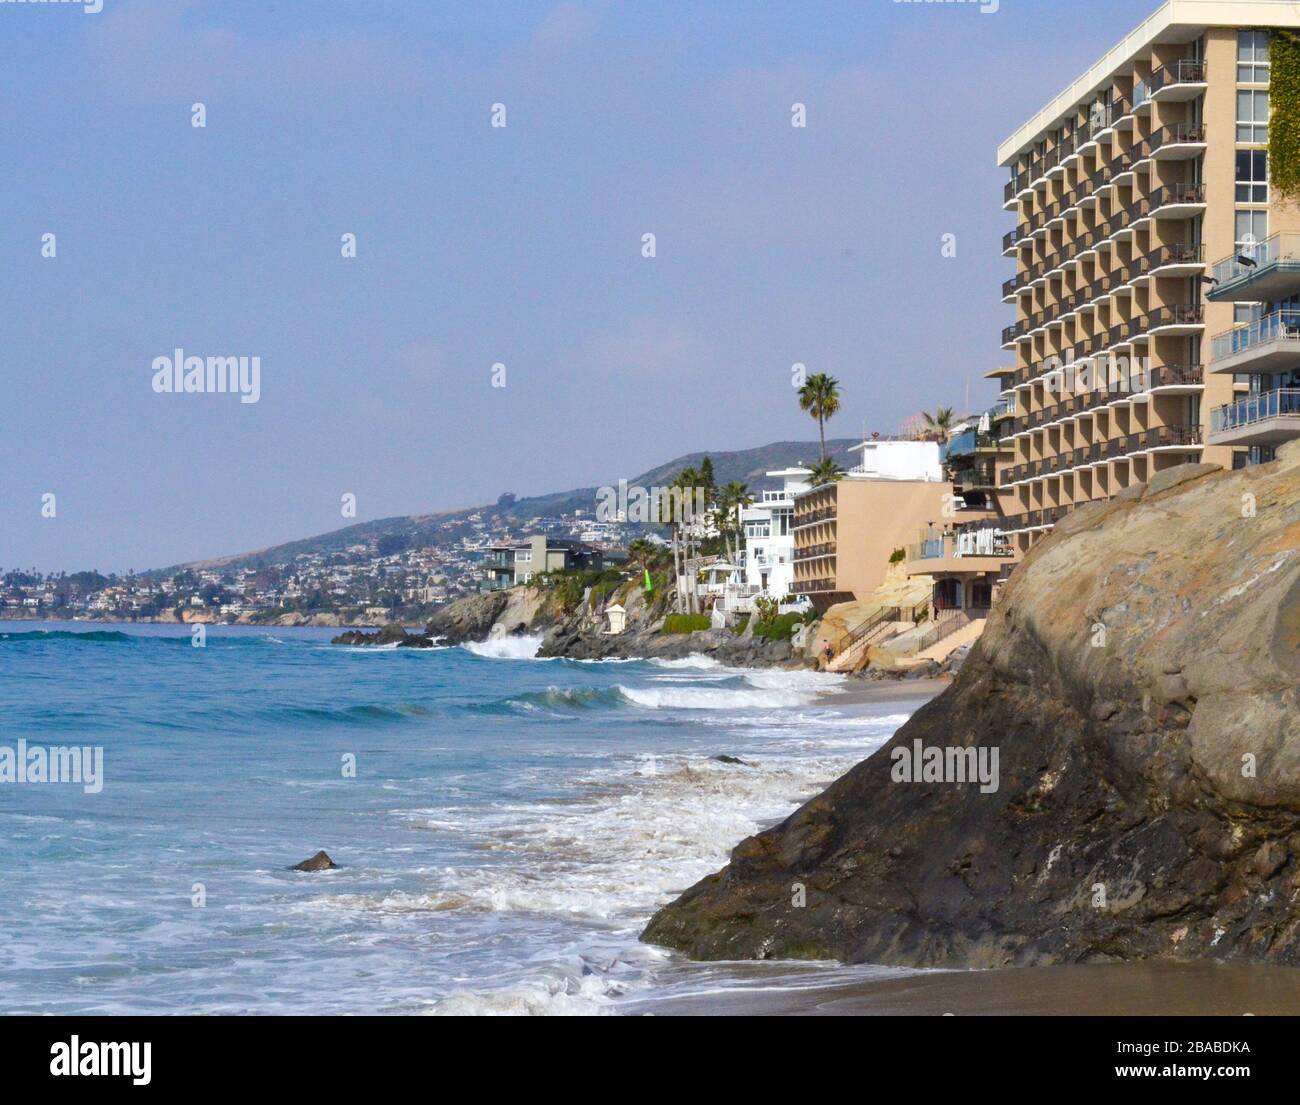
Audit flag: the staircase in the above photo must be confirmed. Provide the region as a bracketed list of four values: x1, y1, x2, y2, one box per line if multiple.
[824, 605, 904, 672]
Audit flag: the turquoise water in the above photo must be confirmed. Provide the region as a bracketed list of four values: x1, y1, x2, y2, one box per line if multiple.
[0, 621, 920, 1014]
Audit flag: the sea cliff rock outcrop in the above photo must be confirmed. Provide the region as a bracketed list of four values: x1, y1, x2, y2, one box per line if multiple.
[333, 569, 812, 667]
[643, 447, 1300, 968]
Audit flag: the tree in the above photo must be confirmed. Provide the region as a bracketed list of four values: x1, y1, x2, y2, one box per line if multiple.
[807, 457, 845, 487]
[716, 481, 753, 565]
[798, 373, 841, 460]
[921, 407, 956, 443]
[627, 538, 657, 594]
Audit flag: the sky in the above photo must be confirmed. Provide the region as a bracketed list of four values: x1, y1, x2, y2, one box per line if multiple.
[2, 0, 1157, 573]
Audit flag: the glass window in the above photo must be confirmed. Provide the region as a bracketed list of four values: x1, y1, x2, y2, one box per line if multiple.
[1235, 209, 1269, 254]
[1236, 149, 1268, 203]
[1237, 30, 1271, 83]
[1237, 90, 1270, 143]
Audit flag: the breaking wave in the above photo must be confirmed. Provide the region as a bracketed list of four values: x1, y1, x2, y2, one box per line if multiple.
[462, 635, 546, 660]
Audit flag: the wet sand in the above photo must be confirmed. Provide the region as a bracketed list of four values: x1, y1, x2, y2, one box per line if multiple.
[628, 676, 1300, 1016]
[830, 675, 952, 707]
[621, 960, 1300, 1016]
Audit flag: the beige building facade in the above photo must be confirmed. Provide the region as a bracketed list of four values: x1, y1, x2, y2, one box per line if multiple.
[999, 0, 1300, 556]
[791, 476, 951, 612]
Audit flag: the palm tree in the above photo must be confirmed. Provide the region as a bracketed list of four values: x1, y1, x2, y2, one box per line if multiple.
[798, 373, 841, 460]
[717, 481, 753, 564]
[627, 537, 657, 594]
[921, 406, 955, 443]
[667, 466, 701, 613]
[807, 456, 845, 487]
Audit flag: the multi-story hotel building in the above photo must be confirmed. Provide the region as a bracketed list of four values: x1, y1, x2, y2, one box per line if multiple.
[999, 0, 1300, 556]
[904, 401, 1019, 615]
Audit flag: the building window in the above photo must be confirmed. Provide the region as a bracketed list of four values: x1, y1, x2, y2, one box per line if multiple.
[1236, 149, 1268, 203]
[1236, 209, 1269, 254]
[515, 549, 532, 562]
[1237, 90, 1270, 144]
[1238, 30, 1271, 84]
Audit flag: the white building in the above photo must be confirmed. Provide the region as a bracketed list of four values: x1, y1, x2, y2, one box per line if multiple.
[735, 467, 811, 600]
[846, 438, 942, 482]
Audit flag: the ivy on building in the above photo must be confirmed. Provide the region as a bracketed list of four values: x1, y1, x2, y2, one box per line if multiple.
[1272, 30, 1300, 203]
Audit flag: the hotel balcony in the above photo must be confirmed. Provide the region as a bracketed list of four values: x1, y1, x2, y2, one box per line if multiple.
[1146, 182, 1206, 220]
[1208, 311, 1300, 375]
[1208, 389, 1300, 448]
[792, 506, 836, 529]
[1000, 424, 1202, 487]
[793, 542, 836, 563]
[903, 531, 1013, 578]
[1135, 302, 1205, 339]
[1145, 59, 1208, 103]
[1206, 233, 1300, 304]
[1147, 121, 1206, 160]
[790, 578, 836, 595]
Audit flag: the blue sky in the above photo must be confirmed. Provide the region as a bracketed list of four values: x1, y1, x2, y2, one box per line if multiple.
[2, 0, 1152, 572]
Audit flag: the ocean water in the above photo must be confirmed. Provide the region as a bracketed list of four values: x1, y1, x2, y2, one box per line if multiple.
[0, 620, 925, 1015]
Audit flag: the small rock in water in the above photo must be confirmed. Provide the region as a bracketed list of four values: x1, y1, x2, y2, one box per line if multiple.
[713, 754, 753, 766]
[292, 850, 338, 872]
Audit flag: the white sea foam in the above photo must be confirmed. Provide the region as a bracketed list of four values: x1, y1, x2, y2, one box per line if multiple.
[463, 634, 545, 660]
[616, 684, 821, 710]
[648, 654, 722, 670]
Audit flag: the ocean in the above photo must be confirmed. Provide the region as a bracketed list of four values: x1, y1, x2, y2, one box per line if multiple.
[0, 620, 927, 1015]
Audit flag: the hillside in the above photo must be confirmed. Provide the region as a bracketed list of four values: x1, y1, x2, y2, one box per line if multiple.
[166, 438, 859, 573]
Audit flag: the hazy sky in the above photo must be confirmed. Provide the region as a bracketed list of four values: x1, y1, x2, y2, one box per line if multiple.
[3, 0, 1150, 572]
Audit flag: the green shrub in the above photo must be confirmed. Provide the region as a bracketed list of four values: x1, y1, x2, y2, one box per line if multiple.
[752, 611, 807, 642]
[662, 613, 710, 634]
[1273, 32, 1300, 203]
[888, 547, 906, 564]
[731, 613, 750, 635]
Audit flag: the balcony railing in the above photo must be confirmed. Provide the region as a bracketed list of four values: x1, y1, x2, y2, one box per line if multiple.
[1088, 103, 1117, 137]
[790, 578, 836, 594]
[795, 542, 836, 561]
[1147, 182, 1206, 212]
[1209, 232, 1300, 288]
[1149, 122, 1206, 152]
[1211, 311, 1300, 362]
[1132, 363, 1204, 390]
[793, 506, 837, 527]
[1142, 304, 1205, 333]
[1148, 58, 1207, 95]
[1211, 389, 1300, 434]
[1143, 240, 1204, 271]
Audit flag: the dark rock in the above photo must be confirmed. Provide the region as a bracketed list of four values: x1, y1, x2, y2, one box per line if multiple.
[425, 591, 511, 646]
[642, 450, 1300, 969]
[292, 850, 338, 872]
[331, 622, 440, 648]
[714, 755, 753, 766]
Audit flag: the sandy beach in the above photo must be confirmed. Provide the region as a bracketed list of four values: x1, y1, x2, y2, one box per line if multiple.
[622, 957, 1300, 1017]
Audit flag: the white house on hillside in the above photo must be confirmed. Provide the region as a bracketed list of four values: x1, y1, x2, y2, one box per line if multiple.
[736, 466, 811, 600]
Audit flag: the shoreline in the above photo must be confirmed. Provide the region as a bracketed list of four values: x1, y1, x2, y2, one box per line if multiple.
[619, 960, 1300, 1016]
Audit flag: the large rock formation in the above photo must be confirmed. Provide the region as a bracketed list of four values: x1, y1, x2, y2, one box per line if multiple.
[334, 567, 811, 667]
[643, 447, 1300, 968]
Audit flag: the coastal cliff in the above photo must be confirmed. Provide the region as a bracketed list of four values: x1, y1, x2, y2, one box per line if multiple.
[333, 573, 807, 667]
[642, 447, 1300, 968]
